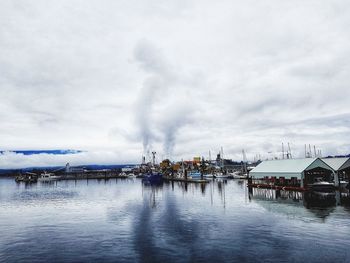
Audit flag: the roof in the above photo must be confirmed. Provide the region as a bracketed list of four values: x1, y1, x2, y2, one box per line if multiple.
[251, 158, 318, 174]
[321, 158, 350, 171]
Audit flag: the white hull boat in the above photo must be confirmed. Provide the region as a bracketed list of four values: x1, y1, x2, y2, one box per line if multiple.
[203, 174, 216, 178]
[228, 172, 247, 179]
[308, 181, 335, 192]
[215, 172, 229, 179]
[38, 172, 61, 181]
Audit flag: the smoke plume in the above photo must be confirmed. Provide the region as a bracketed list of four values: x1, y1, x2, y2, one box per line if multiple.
[134, 40, 192, 158]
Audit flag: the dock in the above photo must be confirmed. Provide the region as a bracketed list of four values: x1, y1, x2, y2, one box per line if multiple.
[247, 183, 306, 192]
[59, 173, 129, 180]
[163, 176, 209, 183]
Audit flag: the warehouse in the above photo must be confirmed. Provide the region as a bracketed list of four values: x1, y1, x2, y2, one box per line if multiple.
[250, 158, 334, 188]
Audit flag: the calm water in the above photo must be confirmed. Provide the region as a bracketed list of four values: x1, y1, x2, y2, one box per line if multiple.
[0, 177, 350, 263]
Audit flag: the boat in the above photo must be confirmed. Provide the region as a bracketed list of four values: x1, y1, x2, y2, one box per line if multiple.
[15, 172, 38, 183]
[174, 171, 185, 179]
[38, 172, 61, 181]
[203, 174, 216, 179]
[128, 173, 136, 178]
[119, 172, 129, 178]
[214, 172, 229, 179]
[142, 172, 163, 185]
[227, 172, 247, 179]
[136, 173, 145, 178]
[188, 171, 202, 180]
[308, 179, 335, 192]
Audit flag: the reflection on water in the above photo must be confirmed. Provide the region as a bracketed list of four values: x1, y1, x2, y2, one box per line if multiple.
[1, 177, 350, 262]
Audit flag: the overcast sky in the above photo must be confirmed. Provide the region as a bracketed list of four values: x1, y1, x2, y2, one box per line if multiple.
[1, 0, 350, 168]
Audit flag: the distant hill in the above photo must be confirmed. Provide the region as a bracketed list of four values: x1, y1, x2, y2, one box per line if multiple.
[0, 164, 136, 175]
[0, 149, 82, 155]
[324, 154, 350, 158]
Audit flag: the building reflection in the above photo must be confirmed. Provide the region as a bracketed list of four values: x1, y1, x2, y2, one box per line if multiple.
[248, 187, 350, 219]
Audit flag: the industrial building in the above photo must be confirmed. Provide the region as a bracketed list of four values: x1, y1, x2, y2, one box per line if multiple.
[250, 158, 334, 188]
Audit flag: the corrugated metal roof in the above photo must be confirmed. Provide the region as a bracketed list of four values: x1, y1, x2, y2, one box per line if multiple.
[251, 158, 318, 174]
[322, 158, 350, 171]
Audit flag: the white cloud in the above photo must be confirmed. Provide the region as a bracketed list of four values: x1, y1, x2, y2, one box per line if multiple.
[0, 0, 350, 168]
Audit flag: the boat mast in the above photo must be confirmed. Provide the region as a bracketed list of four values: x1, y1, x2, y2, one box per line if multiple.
[288, 143, 292, 159]
[151, 151, 156, 167]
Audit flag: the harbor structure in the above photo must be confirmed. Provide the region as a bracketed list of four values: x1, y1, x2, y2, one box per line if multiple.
[321, 157, 350, 187]
[250, 158, 334, 188]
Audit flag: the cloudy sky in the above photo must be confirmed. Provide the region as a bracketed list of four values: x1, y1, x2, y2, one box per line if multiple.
[1, 0, 350, 168]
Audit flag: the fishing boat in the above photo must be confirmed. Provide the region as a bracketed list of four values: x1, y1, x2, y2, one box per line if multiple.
[38, 172, 61, 181]
[142, 172, 163, 185]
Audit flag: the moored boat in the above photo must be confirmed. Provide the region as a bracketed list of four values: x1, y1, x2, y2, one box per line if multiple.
[215, 172, 229, 179]
[142, 172, 163, 185]
[38, 172, 61, 181]
[15, 173, 38, 183]
[188, 171, 202, 180]
[227, 172, 247, 179]
[308, 180, 335, 192]
[203, 173, 216, 179]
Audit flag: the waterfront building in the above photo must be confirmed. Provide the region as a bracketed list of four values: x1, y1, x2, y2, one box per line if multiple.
[321, 158, 350, 186]
[250, 158, 333, 187]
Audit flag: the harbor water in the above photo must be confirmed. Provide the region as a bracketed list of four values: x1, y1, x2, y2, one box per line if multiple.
[0, 177, 350, 262]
